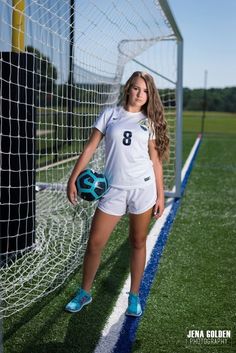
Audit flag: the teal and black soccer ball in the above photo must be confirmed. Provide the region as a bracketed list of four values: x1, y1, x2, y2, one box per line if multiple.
[76, 169, 109, 201]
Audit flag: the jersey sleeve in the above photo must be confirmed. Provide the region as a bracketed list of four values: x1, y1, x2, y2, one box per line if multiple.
[93, 107, 114, 135]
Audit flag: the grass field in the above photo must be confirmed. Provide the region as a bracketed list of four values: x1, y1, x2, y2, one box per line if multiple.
[133, 112, 236, 353]
[3, 111, 236, 353]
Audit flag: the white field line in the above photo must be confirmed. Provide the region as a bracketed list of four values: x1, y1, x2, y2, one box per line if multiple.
[93, 135, 202, 353]
[181, 134, 202, 181]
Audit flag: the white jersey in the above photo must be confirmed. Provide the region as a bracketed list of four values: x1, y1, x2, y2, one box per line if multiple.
[93, 106, 156, 189]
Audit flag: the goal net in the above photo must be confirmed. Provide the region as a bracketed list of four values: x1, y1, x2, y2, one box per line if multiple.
[0, 0, 183, 318]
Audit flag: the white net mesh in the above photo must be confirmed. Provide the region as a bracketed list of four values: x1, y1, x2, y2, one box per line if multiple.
[0, 0, 179, 318]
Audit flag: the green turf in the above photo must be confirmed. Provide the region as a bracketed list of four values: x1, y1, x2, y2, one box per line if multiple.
[132, 120, 236, 352]
[3, 111, 236, 353]
[3, 215, 156, 353]
[3, 217, 131, 353]
[183, 111, 236, 135]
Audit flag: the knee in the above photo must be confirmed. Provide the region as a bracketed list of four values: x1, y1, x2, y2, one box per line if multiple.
[130, 235, 146, 250]
[87, 236, 104, 255]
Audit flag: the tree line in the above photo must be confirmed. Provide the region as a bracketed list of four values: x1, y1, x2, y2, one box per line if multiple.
[183, 87, 236, 113]
[25, 46, 235, 113]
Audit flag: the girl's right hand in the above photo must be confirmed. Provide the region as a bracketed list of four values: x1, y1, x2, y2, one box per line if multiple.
[67, 180, 78, 205]
[66, 129, 104, 206]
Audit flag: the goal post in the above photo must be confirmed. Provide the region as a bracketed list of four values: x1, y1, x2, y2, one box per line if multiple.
[159, 0, 184, 198]
[0, 0, 183, 319]
[0, 0, 37, 264]
[0, 52, 36, 260]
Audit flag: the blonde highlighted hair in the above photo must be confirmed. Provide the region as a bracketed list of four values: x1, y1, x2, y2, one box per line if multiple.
[123, 71, 169, 161]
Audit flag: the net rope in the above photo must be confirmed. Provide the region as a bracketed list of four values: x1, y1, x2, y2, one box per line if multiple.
[0, 0, 178, 318]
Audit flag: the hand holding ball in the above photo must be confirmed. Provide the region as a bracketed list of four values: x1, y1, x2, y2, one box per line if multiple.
[76, 169, 109, 201]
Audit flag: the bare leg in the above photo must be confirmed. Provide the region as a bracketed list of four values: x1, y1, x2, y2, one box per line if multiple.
[82, 208, 121, 292]
[129, 208, 153, 294]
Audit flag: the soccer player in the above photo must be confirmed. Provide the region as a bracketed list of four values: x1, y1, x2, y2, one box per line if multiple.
[65, 71, 169, 316]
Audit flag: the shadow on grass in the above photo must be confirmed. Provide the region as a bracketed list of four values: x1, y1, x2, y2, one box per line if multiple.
[4, 232, 131, 353]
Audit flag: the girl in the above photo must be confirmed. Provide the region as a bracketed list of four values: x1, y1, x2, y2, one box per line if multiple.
[65, 71, 169, 317]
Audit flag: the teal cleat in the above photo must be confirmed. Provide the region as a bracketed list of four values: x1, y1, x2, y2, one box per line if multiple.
[65, 288, 92, 313]
[125, 292, 142, 317]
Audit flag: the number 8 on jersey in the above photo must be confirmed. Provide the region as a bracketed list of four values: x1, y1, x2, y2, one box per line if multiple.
[123, 130, 132, 146]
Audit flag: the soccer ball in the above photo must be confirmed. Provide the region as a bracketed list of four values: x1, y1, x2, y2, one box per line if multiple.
[76, 169, 109, 201]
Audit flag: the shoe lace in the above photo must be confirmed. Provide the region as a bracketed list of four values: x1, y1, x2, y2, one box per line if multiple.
[75, 291, 89, 304]
[127, 292, 139, 305]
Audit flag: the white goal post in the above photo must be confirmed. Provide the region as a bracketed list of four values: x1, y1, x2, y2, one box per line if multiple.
[0, 0, 183, 319]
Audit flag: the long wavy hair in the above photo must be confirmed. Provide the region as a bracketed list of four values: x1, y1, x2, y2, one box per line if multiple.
[123, 71, 169, 161]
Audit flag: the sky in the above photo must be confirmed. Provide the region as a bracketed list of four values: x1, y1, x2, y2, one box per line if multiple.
[0, 0, 235, 89]
[168, 0, 236, 88]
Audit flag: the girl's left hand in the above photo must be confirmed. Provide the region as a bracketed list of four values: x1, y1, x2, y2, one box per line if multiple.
[153, 197, 165, 219]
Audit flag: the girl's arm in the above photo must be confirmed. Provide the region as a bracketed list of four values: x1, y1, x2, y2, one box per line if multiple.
[148, 139, 165, 219]
[67, 128, 104, 205]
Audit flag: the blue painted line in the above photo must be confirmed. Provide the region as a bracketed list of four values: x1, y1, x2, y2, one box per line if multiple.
[113, 136, 202, 353]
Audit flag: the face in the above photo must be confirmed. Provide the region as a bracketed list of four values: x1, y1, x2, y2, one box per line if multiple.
[126, 77, 148, 112]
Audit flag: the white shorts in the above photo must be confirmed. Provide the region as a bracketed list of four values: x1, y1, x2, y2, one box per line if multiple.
[98, 182, 157, 216]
